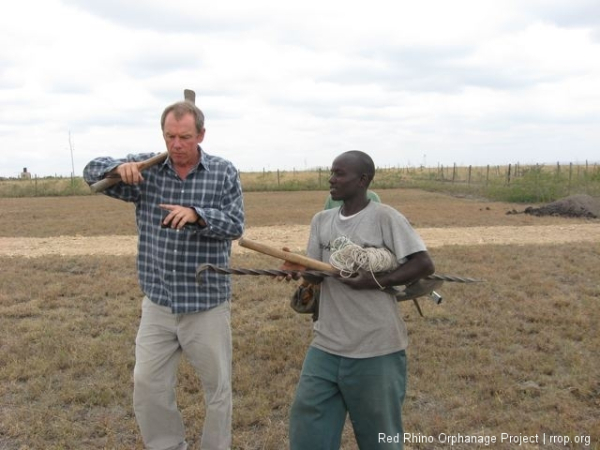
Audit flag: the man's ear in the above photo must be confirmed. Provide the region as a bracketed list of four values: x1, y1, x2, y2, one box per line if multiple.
[359, 173, 370, 187]
[197, 128, 206, 144]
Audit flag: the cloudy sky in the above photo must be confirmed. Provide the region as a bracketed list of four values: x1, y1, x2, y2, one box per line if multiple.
[1, 0, 599, 178]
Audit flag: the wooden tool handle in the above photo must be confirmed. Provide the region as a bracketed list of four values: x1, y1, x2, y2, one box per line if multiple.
[238, 237, 335, 272]
[184, 89, 196, 103]
[89, 152, 169, 193]
[88, 174, 122, 194]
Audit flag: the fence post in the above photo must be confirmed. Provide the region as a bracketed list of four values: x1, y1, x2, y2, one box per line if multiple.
[507, 164, 512, 185]
[568, 162, 573, 195]
[277, 169, 280, 187]
[452, 163, 456, 183]
[468, 165, 472, 185]
[585, 160, 589, 194]
[535, 164, 539, 200]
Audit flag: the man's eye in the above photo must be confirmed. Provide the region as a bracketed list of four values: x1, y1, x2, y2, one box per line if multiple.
[165, 135, 193, 141]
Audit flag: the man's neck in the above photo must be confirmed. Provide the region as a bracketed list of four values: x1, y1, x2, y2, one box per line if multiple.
[340, 196, 370, 217]
[172, 149, 201, 180]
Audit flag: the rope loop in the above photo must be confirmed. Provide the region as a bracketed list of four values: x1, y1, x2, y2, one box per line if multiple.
[329, 236, 399, 278]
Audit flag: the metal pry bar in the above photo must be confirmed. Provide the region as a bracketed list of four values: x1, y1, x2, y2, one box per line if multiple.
[196, 265, 483, 317]
[195, 264, 482, 284]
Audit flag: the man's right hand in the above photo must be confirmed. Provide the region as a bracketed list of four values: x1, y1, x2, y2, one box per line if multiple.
[114, 162, 144, 185]
[277, 247, 306, 281]
[276, 247, 325, 285]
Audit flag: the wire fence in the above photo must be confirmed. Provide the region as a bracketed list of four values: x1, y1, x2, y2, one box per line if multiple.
[2, 162, 599, 202]
[239, 162, 600, 203]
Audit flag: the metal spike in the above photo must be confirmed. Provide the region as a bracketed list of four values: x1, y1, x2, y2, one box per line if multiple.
[196, 264, 483, 284]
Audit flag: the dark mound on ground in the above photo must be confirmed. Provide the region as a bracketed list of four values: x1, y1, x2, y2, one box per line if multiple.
[507, 194, 600, 218]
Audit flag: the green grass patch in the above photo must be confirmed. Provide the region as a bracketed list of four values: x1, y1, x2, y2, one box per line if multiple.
[3, 163, 599, 203]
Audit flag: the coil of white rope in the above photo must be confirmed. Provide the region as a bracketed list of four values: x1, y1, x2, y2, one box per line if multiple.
[329, 236, 399, 288]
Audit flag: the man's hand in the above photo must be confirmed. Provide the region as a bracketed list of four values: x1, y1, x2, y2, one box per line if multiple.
[160, 204, 206, 229]
[275, 247, 325, 285]
[115, 162, 145, 185]
[277, 247, 306, 281]
[337, 269, 380, 290]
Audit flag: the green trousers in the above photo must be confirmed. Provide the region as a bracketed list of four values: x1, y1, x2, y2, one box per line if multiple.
[289, 346, 407, 450]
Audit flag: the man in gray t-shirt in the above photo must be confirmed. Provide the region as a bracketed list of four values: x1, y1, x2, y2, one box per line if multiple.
[286, 151, 435, 450]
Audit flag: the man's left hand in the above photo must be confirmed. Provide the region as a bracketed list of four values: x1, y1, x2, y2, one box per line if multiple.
[337, 269, 380, 290]
[159, 204, 206, 229]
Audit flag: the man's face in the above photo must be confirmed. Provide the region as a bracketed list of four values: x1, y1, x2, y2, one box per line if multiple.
[328, 156, 366, 201]
[163, 112, 205, 168]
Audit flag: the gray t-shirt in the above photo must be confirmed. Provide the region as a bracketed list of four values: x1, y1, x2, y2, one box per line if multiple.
[307, 201, 427, 358]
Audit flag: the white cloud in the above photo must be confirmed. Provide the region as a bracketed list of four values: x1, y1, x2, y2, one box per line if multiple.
[1, 0, 600, 178]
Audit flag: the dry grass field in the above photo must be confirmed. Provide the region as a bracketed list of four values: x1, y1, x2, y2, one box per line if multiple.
[0, 189, 599, 449]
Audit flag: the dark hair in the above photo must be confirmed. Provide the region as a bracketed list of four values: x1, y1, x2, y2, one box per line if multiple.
[160, 101, 205, 134]
[342, 150, 375, 182]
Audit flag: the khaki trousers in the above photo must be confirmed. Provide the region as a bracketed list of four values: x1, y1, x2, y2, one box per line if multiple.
[133, 297, 232, 450]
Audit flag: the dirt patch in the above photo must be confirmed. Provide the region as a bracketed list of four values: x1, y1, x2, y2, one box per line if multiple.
[508, 194, 600, 218]
[1, 224, 600, 257]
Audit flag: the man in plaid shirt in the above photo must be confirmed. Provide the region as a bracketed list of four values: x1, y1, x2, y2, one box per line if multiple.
[84, 100, 244, 450]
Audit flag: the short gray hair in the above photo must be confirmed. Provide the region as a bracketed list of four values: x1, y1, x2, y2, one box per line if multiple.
[160, 101, 205, 134]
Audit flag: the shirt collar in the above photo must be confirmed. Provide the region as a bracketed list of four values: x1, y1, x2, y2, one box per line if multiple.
[197, 146, 209, 172]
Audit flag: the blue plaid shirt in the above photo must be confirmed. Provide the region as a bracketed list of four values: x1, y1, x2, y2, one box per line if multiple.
[83, 148, 245, 313]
